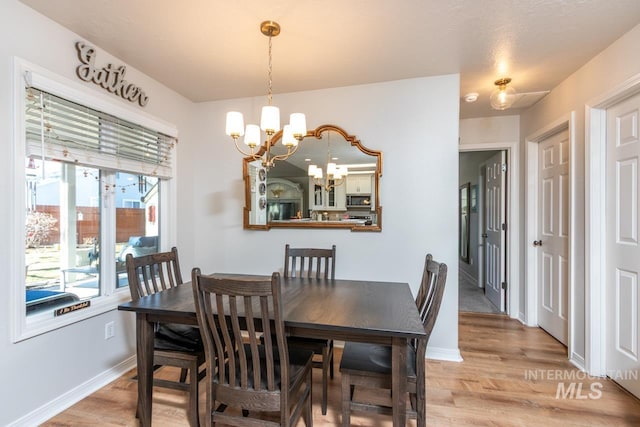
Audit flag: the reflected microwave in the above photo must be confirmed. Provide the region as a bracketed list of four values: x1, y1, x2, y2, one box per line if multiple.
[346, 195, 371, 209]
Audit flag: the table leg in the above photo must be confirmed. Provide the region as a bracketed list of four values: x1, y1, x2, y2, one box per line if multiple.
[136, 314, 154, 427]
[391, 336, 407, 426]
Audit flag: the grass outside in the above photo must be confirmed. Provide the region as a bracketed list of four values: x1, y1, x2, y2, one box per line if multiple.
[26, 243, 127, 289]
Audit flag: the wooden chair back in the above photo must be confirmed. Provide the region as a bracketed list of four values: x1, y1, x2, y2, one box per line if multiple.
[414, 255, 448, 374]
[284, 244, 336, 279]
[420, 256, 448, 342]
[192, 270, 290, 411]
[126, 247, 183, 301]
[414, 254, 433, 314]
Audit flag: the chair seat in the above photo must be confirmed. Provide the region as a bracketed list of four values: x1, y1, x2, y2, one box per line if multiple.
[155, 323, 203, 353]
[287, 336, 332, 353]
[340, 342, 417, 378]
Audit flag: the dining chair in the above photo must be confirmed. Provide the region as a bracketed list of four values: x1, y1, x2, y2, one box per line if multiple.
[339, 254, 448, 427]
[283, 243, 336, 415]
[126, 247, 205, 427]
[191, 270, 314, 427]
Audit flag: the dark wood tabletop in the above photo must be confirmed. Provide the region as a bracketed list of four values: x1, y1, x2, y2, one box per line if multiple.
[119, 274, 425, 338]
[118, 274, 425, 426]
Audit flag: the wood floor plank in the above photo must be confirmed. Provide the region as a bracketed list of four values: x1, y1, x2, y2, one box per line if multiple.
[43, 312, 640, 426]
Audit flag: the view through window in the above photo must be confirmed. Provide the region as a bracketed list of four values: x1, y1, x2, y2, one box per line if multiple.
[25, 158, 159, 315]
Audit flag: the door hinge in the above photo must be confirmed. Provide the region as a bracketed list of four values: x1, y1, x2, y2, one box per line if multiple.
[501, 281, 507, 290]
[501, 223, 507, 231]
[501, 163, 507, 172]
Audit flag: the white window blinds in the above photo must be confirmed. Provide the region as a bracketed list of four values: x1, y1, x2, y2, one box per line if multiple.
[25, 86, 175, 178]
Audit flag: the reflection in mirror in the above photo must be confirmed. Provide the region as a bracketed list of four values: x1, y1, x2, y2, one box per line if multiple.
[243, 124, 382, 231]
[459, 183, 470, 263]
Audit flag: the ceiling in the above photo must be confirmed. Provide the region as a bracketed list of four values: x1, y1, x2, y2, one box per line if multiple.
[20, 0, 640, 119]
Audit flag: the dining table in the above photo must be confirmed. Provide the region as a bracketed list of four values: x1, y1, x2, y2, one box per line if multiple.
[118, 274, 426, 427]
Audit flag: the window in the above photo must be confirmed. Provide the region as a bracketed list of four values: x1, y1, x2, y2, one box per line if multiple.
[13, 60, 177, 341]
[25, 162, 159, 304]
[122, 199, 141, 208]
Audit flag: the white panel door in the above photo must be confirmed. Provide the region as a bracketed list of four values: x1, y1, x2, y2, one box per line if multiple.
[536, 129, 569, 345]
[606, 95, 640, 398]
[484, 151, 506, 311]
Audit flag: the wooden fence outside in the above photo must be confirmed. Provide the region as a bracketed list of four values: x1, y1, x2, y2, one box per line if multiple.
[34, 205, 145, 245]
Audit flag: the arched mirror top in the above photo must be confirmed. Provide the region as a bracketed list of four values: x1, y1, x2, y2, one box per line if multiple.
[243, 124, 382, 231]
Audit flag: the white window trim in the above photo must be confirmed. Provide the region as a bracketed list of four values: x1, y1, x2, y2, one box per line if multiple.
[11, 57, 178, 342]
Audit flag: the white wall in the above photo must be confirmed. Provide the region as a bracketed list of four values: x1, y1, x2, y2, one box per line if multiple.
[460, 115, 520, 145]
[179, 77, 461, 362]
[1, 2, 461, 424]
[0, 2, 195, 425]
[521, 22, 640, 366]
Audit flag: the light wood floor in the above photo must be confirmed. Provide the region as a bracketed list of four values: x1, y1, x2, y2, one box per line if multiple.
[43, 312, 640, 426]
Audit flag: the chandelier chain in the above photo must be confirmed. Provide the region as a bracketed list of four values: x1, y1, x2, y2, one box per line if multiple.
[267, 33, 273, 106]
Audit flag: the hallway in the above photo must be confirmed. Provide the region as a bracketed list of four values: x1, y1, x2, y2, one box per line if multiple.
[458, 267, 500, 313]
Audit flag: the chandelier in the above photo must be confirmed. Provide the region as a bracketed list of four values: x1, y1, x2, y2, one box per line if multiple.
[225, 21, 306, 170]
[307, 132, 348, 191]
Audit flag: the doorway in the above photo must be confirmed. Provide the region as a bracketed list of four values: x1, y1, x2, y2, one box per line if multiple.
[459, 141, 520, 319]
[458, 150, 506, 314]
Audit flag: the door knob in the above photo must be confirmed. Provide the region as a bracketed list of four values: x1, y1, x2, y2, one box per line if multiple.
[533, 240, 543, 246]
[481, 233, 488, 238]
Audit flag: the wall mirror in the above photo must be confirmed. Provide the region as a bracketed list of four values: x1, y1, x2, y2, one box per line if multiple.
[243, 124, 382, 231]
[459, 182, 470, 263]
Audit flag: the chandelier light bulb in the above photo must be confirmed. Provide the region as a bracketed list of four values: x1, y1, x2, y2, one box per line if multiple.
[289, 113, 307, 139]
[225, 111, 244, 138]
[244, 124, 260, 148]
[282, 124, 298, 147]
[260, 105, 280, 134]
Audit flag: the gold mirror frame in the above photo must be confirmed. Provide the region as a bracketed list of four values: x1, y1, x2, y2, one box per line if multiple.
[243, 124, 383, 231]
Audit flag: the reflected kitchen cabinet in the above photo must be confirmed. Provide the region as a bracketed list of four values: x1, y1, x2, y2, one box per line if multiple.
[346, 174, 372, 195]
[309, 180, 346, 211]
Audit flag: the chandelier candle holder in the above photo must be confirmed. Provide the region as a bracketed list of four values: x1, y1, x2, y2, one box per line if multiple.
[308, 132, 348, 191]
[225, 21, 307, 169]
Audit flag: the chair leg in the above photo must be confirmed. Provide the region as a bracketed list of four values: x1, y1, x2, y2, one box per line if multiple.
[306, 370, 313, 427]
[416, 379, 426, 427]
[329, 340, 334, 379]
[341, 372, 351, 427]
[188, 363, 200, 427]
[321, 346, 329, 415]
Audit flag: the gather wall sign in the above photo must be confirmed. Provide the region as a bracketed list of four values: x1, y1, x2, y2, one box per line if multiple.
[75, 42, 149, 107]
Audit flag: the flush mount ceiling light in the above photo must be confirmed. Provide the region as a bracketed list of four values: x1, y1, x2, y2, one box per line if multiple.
[490, 77, 517, 110]
[225, 21, 306, 170]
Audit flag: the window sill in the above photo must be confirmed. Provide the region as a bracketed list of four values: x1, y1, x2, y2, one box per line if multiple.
[15, 290, 131, 342]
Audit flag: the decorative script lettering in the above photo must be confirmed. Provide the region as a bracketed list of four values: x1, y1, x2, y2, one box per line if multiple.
[75, 42, 149, 107]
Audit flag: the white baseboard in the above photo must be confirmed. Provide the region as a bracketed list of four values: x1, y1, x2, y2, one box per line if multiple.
[570, 352, 586, 372]
[426, 346, 463, 362]
[8, 356, 136, 427]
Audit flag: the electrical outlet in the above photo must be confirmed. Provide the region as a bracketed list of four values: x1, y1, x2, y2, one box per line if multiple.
[105, 321, 115, 340]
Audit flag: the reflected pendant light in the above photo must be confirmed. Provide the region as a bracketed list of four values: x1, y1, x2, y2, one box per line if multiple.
[307, 131, 348, 191]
